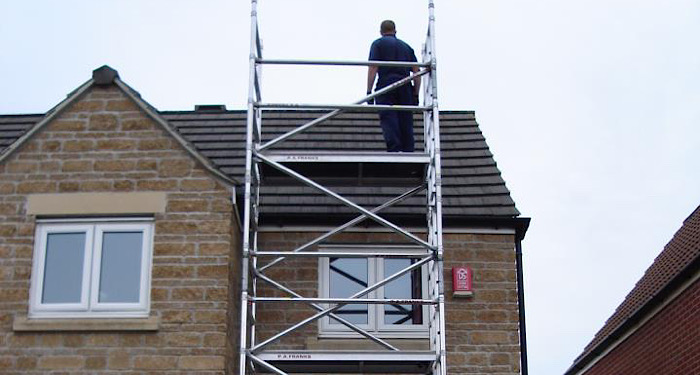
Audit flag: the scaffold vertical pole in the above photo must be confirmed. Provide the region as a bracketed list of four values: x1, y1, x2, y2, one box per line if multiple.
[240, 1, 261, 374]
[241, 1, 446, 374]
[424, 1, 447, 374]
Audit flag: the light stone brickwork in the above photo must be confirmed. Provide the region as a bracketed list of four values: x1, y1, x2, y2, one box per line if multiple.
[443, 233, 521, 374]
[0, 82, 521, 374]
[0, 84, 239, 374]
[254, 231, 522, 374]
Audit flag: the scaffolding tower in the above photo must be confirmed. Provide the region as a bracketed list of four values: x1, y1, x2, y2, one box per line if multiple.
[240, 1, 445, 374]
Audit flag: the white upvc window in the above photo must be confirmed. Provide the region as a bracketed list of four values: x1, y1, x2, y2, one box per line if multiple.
[29, 219, 154, 318]
[319, 246, 429, 338]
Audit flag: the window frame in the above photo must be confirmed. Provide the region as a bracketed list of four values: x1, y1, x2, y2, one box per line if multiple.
[375, 257, 429, 334]
[29, 219, 154, 319]
[318, 246, 429, 338]
[319, 256, 376, 333]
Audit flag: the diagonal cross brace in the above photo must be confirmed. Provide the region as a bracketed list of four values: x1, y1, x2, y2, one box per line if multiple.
[258, 69, 430, 151]
[249, 353, 288, 375]
[259, 184, 425, 272]
[255, 271, 400, 351]
[250, 256, 431, 352]
[256, 154, 434, 250]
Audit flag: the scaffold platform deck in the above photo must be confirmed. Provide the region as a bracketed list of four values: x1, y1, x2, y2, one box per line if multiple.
[259, 151, 429, 186]
[256, 351, 435, 373]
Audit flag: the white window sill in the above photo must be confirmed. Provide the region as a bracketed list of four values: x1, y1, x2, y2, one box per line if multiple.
[307, 336, 430, 351]
[318, 331, 429, 340]
[12, 316, 159, 332]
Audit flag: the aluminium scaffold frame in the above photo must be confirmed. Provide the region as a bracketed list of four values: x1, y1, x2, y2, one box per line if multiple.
[240, 1, 446, 374]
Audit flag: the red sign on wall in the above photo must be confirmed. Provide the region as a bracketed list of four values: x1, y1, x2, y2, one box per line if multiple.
[452, 266, 473, 297]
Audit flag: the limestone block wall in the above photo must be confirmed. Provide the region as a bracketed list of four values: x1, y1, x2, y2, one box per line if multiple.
[0, 81, 521, 374]
[443, 233, 521, 374]
[0, 84, 238, 374]
[253, 230, 521, 374]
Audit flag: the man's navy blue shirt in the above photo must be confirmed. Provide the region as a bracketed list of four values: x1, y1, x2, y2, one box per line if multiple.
[369, 35, 417, 89]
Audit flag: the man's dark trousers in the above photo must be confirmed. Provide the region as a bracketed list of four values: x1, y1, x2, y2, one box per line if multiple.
[377, 80, 414, 152]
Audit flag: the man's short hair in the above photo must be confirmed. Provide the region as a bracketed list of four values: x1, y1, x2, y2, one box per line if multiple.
[380, 20, 396, 35]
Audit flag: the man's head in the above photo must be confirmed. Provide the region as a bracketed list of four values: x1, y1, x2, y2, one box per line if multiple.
[380, 20, 396, 36]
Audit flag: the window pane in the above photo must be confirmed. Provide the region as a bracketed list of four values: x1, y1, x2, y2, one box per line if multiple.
[329, 258, 368, 325]
[42, 232, 86, 303]
[384, 259, 423, 325]
[99, 231, 143, 303]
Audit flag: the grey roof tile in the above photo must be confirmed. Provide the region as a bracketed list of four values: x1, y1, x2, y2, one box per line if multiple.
[0, 114, 44, 155]
[0, 110, 520, 220]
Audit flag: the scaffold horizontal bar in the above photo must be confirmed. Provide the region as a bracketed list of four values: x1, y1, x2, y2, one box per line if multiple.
[255, 103, 430, 112]
[258, 185, 425, 273]
[255, 272, 399, 351]
[248, 354, 287, 375]
[260, 151, 430, 164]
[250, 257, 431, 352]
[256, 154, 434, 250]
[253, 251, 431, 258]
[255, 350, 435, 373]
[257, 58, 431, 68]
[258, 69, 429, 151]
[252, 297, 437, 305]
[257, 350, 436, 362]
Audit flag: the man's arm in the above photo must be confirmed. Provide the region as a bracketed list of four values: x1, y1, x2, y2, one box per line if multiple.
[367, 65, 378, 95]
[411, 66, 421, 95]
[412, 66, 421, 104]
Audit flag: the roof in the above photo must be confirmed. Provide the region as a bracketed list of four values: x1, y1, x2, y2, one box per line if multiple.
[0, 66, 234, 186]
[567, 205, 700, 373]
[0, 68, 521, 227]
[0, 114, 41, 152]
[163, 110, 520, 224]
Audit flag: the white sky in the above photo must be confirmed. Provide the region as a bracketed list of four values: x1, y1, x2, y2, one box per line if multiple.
[1, 1, 699, 373]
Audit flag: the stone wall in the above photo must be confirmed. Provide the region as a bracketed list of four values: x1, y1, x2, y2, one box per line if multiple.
[0, 81, 521, 374]
[0, 84, 238, 374]
[443, 233, 521, 374]
[253, 230, 521, 374]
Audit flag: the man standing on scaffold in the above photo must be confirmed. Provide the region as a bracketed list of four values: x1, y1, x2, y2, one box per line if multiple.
[366, 20, 421, 152]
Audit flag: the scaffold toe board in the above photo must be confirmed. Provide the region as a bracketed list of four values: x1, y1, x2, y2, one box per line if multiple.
[261, 150, 430, 164]
[255, 351, 435, 373]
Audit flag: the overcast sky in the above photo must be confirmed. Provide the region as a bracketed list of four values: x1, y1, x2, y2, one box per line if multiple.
[1, 1, 699, 373]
